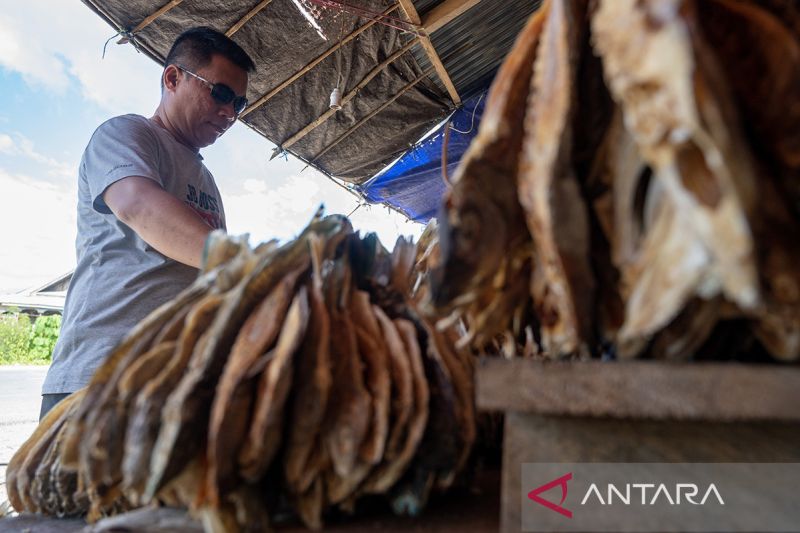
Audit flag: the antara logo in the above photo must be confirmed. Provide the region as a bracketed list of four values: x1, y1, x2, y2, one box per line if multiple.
[528, 473, 725, 518]
[581, 483, 725, 506]
[528, 472, 573, 518]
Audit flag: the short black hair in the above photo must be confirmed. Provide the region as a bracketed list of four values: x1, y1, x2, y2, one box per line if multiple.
[164, 26, 255, 75]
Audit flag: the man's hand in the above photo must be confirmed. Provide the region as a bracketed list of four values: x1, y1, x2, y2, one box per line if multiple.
[103, 176, 214, 269]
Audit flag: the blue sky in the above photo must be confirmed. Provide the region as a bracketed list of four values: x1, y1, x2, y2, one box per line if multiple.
[0, 1, 422, 293]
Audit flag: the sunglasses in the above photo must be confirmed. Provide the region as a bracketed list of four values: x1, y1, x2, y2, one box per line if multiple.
[176, 65, 248, 115]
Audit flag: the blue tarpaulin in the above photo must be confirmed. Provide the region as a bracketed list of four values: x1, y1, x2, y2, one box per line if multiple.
[357, 91, 486, 223]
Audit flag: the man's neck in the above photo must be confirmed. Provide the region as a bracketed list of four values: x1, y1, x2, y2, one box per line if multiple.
[150, 108, 198, 152]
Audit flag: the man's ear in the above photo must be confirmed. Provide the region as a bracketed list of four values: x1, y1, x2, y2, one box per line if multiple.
[163, 65, 181, 92]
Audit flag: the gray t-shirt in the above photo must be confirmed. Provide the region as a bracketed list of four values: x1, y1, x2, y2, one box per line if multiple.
[43, 114, 226, 394]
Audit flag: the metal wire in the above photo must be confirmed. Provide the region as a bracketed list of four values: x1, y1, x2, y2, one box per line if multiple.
[306, 0, 422, 35]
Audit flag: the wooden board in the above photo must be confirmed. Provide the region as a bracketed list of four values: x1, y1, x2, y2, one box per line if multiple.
[476, 359, 800, 532]
[477, 358, 800, 420]
[501, 414, 800, 532]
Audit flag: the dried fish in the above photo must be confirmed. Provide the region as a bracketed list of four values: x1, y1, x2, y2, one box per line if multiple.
[429, 4, 549, 350]
[146, 216, 348, 500]
[237, 286, 310, 482]
[321, 261, 372, 480]
[284, 235, 332, 494]
[123, 293, 225, 502]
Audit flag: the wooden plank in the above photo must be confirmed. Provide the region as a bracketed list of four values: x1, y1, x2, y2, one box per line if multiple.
[476, 358, 800, 421]
[397, 0, 461, 105]
[308, 68, 434, 164]
[241, 4, 400, 118]
[278, 38, 420, 151]
[501, 413, 800, 532]
[422, 0, 484, 34]
[226, 0, 275, 37]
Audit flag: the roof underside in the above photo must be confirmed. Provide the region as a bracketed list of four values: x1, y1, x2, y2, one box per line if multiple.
[82, 0, 540, 185]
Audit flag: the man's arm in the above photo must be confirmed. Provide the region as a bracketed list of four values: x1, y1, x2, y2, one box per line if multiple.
[104, 176, 212, 269]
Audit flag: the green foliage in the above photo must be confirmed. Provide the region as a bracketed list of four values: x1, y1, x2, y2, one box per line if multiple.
[29, 314, 61, 363]
[0, 313, 32, 364]
[0, 312, 61, 365]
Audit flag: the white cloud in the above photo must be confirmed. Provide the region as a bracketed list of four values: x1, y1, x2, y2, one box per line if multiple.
[0, 1, 161, 114]
[0, 131, 75, 179]
[0, 133, 14, 152]
[0, 14, 71, 92]
[243, 178, 267, 194]
[0, 170, 77, 292]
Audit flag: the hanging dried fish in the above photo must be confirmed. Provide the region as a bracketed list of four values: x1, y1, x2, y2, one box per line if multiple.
[428, 4, 549, 350]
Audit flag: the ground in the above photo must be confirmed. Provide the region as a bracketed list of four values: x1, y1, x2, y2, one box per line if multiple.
[0, 365, 48, 506]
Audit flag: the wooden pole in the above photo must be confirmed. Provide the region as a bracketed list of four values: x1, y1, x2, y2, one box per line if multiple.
[276, 37, 420, 152]
[396, 0, 461, 105]
[241, 4, 400, 118]
[118, 0, 184, 43]
[226, 0, 276, 37]
[309, 67, 435, 164]
[422, 0, 483, 34]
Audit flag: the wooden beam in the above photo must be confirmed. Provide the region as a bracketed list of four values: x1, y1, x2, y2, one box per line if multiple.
[226, 0, 275, 37]
[309, 67, 435, 164]
[132, 0, 184, 34]
[422, 0, 483, 34]
[396, 0, 422, 24]
[396, 0, 461, 105]
[276, 37, 420, 152]
[241, 4, 399, 118]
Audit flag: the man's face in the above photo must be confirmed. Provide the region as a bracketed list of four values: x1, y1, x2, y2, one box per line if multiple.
[168, 54, 248, 149]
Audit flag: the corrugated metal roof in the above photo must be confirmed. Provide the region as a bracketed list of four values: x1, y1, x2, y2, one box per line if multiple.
[412, 0, 542, 99]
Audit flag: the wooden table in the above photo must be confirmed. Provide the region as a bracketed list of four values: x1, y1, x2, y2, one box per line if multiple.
[476, 358, 800, 532]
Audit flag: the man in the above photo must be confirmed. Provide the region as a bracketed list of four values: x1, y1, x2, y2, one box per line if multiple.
[40, 27, 255, 418]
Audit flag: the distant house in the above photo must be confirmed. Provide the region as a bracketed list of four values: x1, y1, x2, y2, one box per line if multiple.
[0, 272, 71, 316]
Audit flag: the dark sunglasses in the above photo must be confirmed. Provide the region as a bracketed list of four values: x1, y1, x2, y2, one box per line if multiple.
[176, 65, 248, 115]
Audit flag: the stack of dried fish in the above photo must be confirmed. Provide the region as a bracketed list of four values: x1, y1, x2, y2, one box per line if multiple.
[430, 0, 800, 362]
[6, 210, 476, 531]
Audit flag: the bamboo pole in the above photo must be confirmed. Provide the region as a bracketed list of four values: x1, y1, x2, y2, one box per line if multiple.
[226, 0, 275, 37]
[118, 0, 184, 43]
[275, 37, 420, 152]
[309, 67, 434, 164]
[241, 3, 400, 118]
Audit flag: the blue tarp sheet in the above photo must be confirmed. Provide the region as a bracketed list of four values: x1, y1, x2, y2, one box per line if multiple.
[357, 91, 486, 223]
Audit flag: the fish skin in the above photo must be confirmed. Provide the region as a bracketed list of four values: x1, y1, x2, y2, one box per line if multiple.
[206, 264, 307, 503]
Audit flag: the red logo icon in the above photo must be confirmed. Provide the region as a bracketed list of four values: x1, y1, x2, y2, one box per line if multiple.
[528, 472, 573, 518]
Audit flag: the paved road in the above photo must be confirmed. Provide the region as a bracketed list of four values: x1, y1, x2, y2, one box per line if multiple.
[0, 365, 48, 505]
